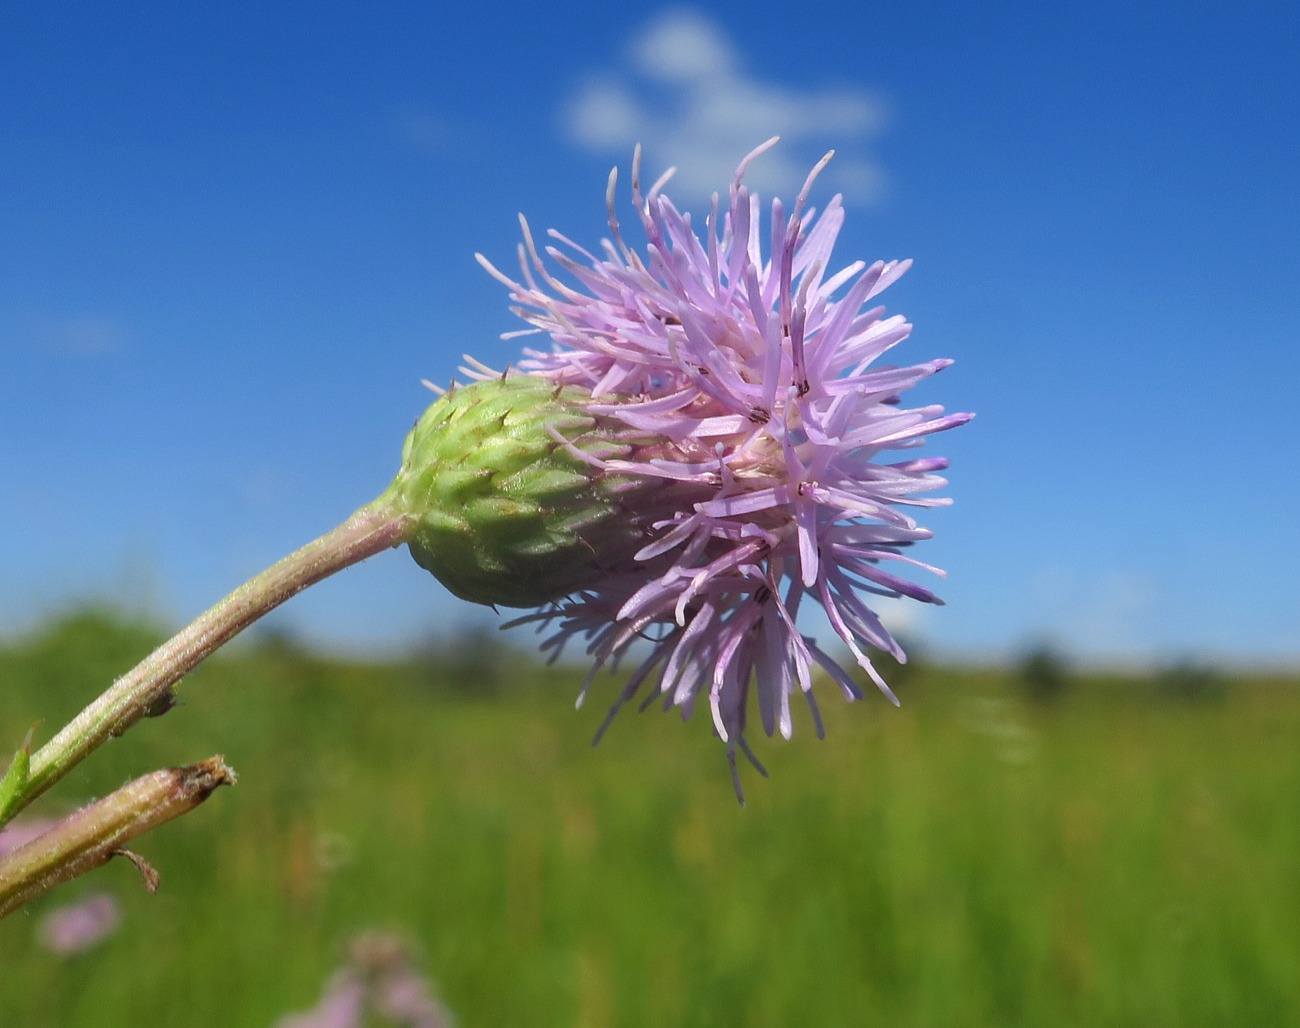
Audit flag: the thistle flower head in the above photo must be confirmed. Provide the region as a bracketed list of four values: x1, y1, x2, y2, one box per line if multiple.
[409, 139, 971, 799]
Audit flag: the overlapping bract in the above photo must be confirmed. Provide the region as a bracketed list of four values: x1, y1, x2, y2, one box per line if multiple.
[477, 140, 971, 799]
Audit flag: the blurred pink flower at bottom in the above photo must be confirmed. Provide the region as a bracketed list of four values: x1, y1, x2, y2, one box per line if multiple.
[275, 971, 367, 1028]
[275, 932, 454, 1028]
[37, 892, 121, 955]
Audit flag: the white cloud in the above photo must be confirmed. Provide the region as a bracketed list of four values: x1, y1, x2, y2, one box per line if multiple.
[630, 8, 739, 83]
[562, 9, 889, 202]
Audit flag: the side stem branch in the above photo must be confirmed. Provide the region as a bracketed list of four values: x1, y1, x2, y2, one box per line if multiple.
[16, 501, 413, 813]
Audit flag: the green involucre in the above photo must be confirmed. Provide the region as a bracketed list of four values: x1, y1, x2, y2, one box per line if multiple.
[384, 376, 641, 608]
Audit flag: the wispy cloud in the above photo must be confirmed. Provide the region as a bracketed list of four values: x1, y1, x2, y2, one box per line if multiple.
[395, 105, 454, 155]
[39, 316, 129, 356]
[874, 594, 933, 642]
[562, 8, 889, 201]
[1029, 566, 1162, 660]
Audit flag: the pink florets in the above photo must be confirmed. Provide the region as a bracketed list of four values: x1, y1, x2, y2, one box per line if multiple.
[477, 139, 972, 800]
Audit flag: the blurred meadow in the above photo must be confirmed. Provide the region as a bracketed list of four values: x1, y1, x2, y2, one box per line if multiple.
[2, 609, 1297, 1026]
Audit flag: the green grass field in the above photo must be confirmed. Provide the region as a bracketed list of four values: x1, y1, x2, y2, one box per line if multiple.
[2, 610, 1298, 1026]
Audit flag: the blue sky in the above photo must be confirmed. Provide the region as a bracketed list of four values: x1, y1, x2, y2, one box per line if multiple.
[2, 2, 1298, 665]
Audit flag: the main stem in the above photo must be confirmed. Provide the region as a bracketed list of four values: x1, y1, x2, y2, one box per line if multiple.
[17, 499, 415, 814]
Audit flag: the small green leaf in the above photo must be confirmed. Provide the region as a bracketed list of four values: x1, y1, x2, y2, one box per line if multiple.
[0, 731, 34, 828]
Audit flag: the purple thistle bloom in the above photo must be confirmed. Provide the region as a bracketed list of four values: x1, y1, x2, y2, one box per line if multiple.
[475, 139, 972, 800]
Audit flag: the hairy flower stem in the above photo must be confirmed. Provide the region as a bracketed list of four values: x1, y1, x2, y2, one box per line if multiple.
[0, 757, 236, 918]
[11, 500, 415, 819]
